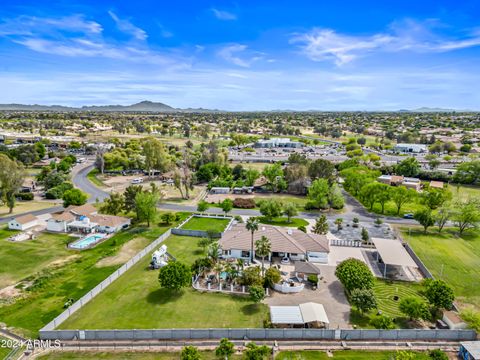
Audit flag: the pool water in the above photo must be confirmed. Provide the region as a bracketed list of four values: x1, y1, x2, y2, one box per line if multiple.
[69, 234, 106, 250]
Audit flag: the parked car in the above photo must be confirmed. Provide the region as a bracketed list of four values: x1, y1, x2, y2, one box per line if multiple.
[280, 257, 290, 265]
[403, 213, 414, 219]
[131, 178, 144, 184]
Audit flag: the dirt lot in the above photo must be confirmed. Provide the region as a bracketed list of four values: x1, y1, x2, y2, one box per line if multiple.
[97, 174, 205, 204]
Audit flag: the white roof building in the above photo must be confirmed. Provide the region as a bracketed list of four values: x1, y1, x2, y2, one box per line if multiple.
[270, 302, 329, 328]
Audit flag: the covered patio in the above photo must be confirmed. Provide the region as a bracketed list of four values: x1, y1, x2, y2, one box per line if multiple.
[371, 238, 419, 280]
[270, 302, 330, 328]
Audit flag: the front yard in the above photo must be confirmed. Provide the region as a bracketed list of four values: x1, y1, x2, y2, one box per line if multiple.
[59, 234, 268, 330]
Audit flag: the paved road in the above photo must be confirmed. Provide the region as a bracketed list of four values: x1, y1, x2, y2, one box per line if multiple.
[72, 163, 110, 203]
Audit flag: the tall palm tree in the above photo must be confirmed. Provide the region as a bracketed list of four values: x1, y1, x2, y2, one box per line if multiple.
[255, 236, 271, 276]
[245, 217, 259, 262]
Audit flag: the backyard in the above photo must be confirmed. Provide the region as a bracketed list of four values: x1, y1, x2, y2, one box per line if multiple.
[350, 279, 425, 328]
[400, 226, 480, 311]
[258, 216, 309, 228]
[59, 234, 268, 330]
[0, 213, 188, 338]
[0, 228, 72, 289]
[180, 216, 231, 232]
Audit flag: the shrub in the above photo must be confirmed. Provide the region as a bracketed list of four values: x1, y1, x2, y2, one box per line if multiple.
[234, 215, 244, 223]
[181, 346, 200, 360]
[15, 192, 34, 200]
[297, 225, 307, 233]
[428, 349, 448, 360]
[335, 258, 374, 292]
[370, 314, 395, 329]
[249, 285, 265, 303]
[307, 274, 318, 284]
[233, 197, 256, 209]
[264, 267, 281, 288]
[423, 279, 455, 310]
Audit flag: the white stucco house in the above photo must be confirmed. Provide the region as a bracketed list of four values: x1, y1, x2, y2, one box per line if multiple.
[90, 214, 131, 233]
[8, 214, 39, 231]
[219, 224, 330, 263]
[46, 212, 75, 232]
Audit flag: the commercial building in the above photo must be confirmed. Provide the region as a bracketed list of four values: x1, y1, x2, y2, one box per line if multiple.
[393, 143, 428, 154]
[254, 137, 303, 148]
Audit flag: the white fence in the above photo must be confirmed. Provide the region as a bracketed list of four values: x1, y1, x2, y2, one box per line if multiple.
[39, 328, 477, 342]
[40, 229, 172, 332]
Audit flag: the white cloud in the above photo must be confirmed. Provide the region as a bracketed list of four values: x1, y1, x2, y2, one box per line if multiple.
[108, 11, 147, 40]
[217, 44, 263, 67]
[211, 8, 237, 21]
[0, 14, 102, 36]
[292, 19, 480, 66]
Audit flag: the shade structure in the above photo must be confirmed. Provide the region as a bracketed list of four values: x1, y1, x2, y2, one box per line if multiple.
[371, 238, 417, 268]
[269, 306, 304, 324]
[299, 302, 329, 324]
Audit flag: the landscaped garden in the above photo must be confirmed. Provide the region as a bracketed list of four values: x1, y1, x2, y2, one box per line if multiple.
[0, 213, 188, 338]
[373, 280, 425, 318]
[59, 234, 268, 330]
[400, 226, 480, 311]
[180, 216, 231, 233]
[277, 350, 430, 360]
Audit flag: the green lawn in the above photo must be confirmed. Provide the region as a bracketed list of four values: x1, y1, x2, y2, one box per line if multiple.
[0, 228, 72, 289]
[277, 350, 428, 360]
[87, 168, 107, 188]
[258, 216, 309, 228]
[180, 216, 230, 232]
[400, 226, 480, 311]
[254, 194, 309, 210]
[60, 234, 268, 330]
[0, 213, 189, 338]
[350, 279, 425, 328]
[448, 184, 480, 201]
[373, 280, 425, 318]
[38, 351, 241, 360]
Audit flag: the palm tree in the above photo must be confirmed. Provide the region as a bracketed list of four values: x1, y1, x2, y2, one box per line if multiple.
[255, 236, 271, 276]
[208, 242, 221, 264]
[245, 217, 259, 262]
[213, 262, 224, 285]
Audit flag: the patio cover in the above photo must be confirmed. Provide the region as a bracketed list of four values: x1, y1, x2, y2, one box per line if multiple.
[371, 238, 417, 268]
[269, 306, 304, 324]
[299, 302, 329, 324]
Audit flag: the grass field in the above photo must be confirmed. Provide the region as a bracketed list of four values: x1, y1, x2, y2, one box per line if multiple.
[38, 351, 241, 360]
[180, 216, 230, 232]
[400, 226, 480, 311]
[258, 216, 309, 228]
[277, 350, 428, 360]
[0, 228, 72, 289]
[255, 194, 309, 210]
[37, 350, 435, 360]
[0, 213, 188, 338]
[448, 184, 480, 201]
[60, 234, 268, 330]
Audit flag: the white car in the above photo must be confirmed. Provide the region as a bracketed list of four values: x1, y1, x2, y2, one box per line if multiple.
[131, 178, 144, 184]
[280, 257, 290, 265]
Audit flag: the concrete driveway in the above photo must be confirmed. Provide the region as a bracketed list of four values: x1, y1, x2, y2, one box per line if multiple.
[264, 265, 351, 329]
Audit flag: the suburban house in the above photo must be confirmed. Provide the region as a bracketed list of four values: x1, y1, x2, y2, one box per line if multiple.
[8, 214, 39, 231]
[46, 204, 129, 234]
[377, 175, 421, 191]
[219, 224, 330, 263]
[393, 143, 428, 154]
[90, 214, 131, 233]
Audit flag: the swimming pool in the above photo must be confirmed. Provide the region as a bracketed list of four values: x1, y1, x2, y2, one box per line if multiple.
[69, 234, 106, 250]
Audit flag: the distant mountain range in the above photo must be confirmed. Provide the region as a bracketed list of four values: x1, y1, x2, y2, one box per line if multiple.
[0, 101, 474, 112]
[399, 107, 472, 113]
[0, 100, 218, 112]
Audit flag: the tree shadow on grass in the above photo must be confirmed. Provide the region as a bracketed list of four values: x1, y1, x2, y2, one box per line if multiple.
[146, 288, 184, 305]
[242, 303, 262, 315]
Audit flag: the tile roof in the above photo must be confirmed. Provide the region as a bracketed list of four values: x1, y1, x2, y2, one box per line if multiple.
[13, 214, 37, 224]
[219, 224, 329, 255]
[90, 214, 130, 227]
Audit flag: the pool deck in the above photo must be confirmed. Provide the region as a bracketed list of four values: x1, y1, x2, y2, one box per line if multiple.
[68, 233, 109, 250]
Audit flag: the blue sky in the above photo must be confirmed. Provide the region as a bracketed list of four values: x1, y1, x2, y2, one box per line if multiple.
[1, 0, 480, 110]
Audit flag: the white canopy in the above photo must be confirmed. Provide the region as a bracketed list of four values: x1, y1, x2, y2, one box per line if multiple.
[270, 302, 329, 325]
[299, 302, 329, 324]
[371, 238, 417, 268]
